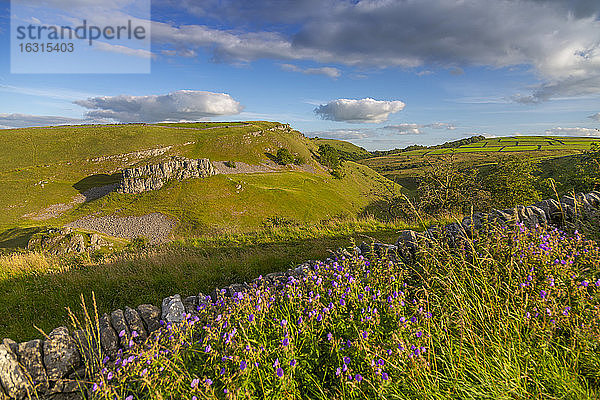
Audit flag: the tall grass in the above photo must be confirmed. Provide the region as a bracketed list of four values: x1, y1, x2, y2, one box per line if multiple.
[90, 224, 600, 399]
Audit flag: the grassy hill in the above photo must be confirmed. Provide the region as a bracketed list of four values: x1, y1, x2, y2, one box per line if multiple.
[310, 137, 371, 160]
[0, 122, 396, 245]
[360, 135, 600, 190]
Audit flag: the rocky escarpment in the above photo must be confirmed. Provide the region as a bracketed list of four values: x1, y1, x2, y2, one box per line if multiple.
[117, 157, 217, 194]
[2, 191, 599, 399]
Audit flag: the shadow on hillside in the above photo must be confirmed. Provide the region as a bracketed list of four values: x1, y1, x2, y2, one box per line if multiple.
[0, 227, 44, 249]
[73, 173, 122, 194]
[264, 152, 278, 163]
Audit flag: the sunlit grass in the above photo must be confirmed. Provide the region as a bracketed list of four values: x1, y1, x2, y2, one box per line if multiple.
[88, 224, 600, 399]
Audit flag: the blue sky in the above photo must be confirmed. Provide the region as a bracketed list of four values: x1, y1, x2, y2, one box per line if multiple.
[0, 0, 599, 150]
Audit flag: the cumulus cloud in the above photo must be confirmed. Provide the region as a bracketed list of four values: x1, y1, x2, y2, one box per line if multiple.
[280, 64, 341, 79]
[384, 122, 456, 135]
[314, 98, 405, 123]
[74, 90, 243, 123]
[384, 124, 423, 135]
[309, 129, 372, 140]
[0, 113, 88, 128]
[153, 0, 600, 102]
[589, 112, 600, 122]
[545, 127, 600, 136]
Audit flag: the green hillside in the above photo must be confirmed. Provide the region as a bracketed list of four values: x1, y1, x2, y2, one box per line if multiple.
[361, 135, 600, 186]
[310, 137, 371, 160]
[0, 122, 396, 243]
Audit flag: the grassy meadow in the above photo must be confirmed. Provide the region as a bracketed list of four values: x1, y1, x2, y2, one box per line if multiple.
[86, 223, 600, 399]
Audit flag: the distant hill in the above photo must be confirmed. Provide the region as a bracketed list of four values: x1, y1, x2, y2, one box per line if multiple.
[0, 122, 397, 245]
[360, 135, 600, 192]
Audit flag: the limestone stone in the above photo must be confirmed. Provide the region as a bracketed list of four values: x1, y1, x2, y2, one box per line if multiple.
[118, 157, 217, 194]
[1, 340, 17, 355]
[0, 344, 31, 399]
[110, 310, 130, 348]
[43, 327, 81, 381]
[161, 295, 185, 323]
[136, 304, 161, 333]
[98, 314, 118, 357]
[17, 339, 48, 393]
[183, 296, 198, 316]
[124, 307, 147, 344]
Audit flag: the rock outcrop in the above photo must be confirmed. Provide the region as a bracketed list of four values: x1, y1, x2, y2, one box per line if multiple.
[117, 157, 217, 194]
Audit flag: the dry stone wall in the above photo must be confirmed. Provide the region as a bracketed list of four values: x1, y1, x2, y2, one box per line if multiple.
[117, 157, 217, 194]
[2, 191, 600, 399]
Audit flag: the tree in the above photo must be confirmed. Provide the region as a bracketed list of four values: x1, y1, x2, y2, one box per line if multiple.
[417, 154, 491, 215]
[317, 144, 341, 169]
[483, 156, 540, 208]
[275, 148, 294, 165]
[572, 143, 600, 192]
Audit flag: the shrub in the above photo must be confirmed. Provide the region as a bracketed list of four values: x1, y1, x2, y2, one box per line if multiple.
[318, 144, 341, 169]
[262, 215, 295, 228]
[484, 155, 540, 208]
[417, 155, 490, 214]
[330, 168, 344, 179]
[126, 236, 149, 251]
[275, 148, 294, 165]
[224, 161, 237, 168]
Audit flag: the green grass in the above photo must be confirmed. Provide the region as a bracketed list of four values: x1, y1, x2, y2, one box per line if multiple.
[0, 216, 428, 341]
[310, 138, 371, 159]
[360, 135, 600, 183]
[86, 223, 600, 399]
[0, 122, 394, 233]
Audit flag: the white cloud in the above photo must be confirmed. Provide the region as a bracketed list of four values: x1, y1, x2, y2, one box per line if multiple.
[74, 90, 244, 123]
[589, 112, 600, 122]
[384, 122, 456, 134]
[0, 113, 88, 128]
[314, 98, 405, 123]
[384, 123, 423, 135]
[153, 0, 600, 102]
[545, 127, 600, 136]
[280, 64, 341, 79]
[309, 129, 372, 140]
[94, 41, 153, 59]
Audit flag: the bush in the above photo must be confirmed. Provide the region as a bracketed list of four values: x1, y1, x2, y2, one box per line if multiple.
[484, 156, 540, 208]
[262, 215, 295, 228]
[224, 161, 236, 168]
[318, 144, 341, 169]
[125, 236, 149, 251]
[330, 168, 344, 179]
[275, 148, 295, 165]
[417, 155, 490, 214]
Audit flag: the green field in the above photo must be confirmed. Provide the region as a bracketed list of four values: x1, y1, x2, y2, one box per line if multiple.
[361, 135, 600, 188]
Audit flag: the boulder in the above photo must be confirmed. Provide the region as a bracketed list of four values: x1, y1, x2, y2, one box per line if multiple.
[395, 230, 420, 251]
[17, 339, 48, 393]
[1, 339, 17, 355]
[43, 327, 81, 381]
[124, 307, 147, 344]
[161, 295, 185, 324]
[98, 314, 119, 357]
[0, 343, 31, 399]
[110, 310, 130, 348]
[136, 304, 161, 334]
